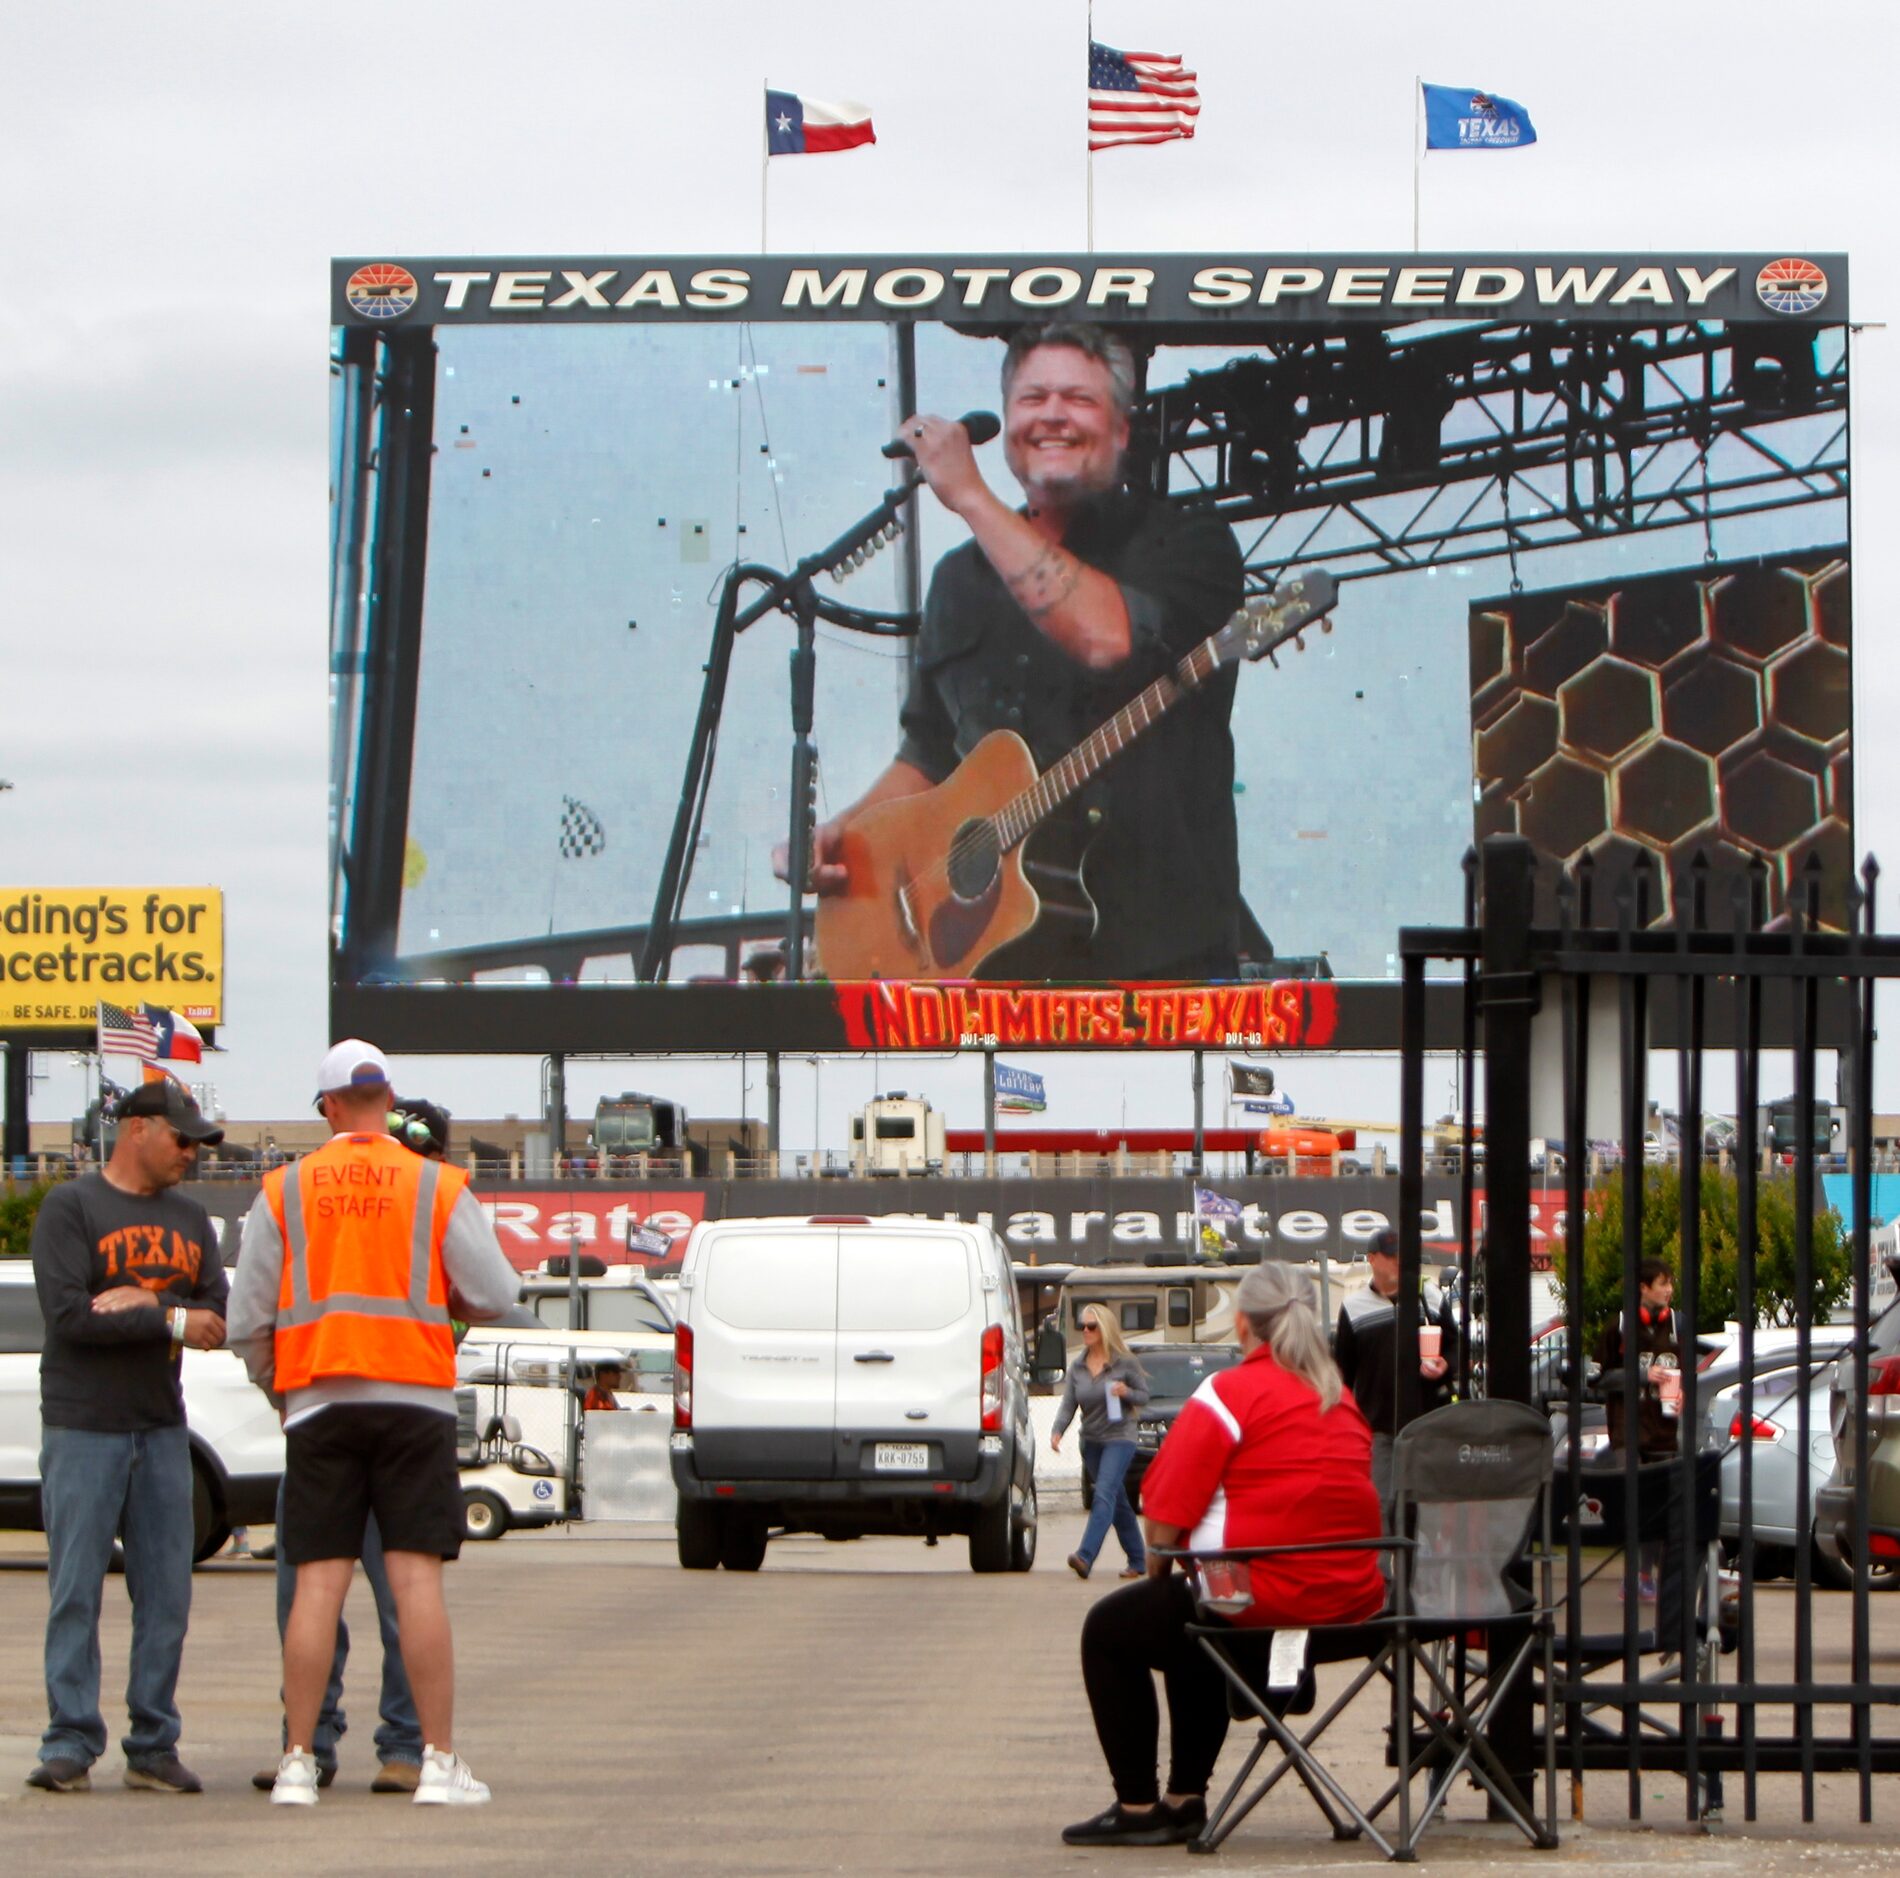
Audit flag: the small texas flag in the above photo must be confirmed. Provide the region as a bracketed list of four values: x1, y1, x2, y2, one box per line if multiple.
[766, 90, 876, 155]
[149, 1005, 204, 1064]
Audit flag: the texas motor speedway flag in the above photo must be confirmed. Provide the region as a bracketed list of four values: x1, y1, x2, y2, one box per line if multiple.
[766, 90, 876, 155]
[1422, 82, 1537, 150]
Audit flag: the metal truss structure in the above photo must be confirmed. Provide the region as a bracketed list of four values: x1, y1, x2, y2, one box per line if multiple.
[1126, 321, 1849, 589]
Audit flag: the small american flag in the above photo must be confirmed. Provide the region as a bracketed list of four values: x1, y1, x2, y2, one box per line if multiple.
[1088, 41, 1200, 151]
[98, 1000, 159, 1061]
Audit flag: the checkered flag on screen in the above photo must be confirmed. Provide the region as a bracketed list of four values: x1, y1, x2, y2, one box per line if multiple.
[559, 796, 606, 860]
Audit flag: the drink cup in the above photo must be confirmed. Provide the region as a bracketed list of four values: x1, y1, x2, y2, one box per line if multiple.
[1655, 1367, 1682, 1415]
[1195, 1558, 1255, 1614]
[1419, 1325, 1442, 1362]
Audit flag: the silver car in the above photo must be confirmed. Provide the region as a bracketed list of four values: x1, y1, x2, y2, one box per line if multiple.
[1696, 1333, 1867, 1586]
[1815, 1297, 1900, 1588]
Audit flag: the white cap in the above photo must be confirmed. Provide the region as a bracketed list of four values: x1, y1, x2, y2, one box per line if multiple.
[316, 1038, 392, 1099]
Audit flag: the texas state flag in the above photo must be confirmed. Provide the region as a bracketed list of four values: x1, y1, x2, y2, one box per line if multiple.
[146, 1004, 204, 1064]
[766, 90, 876, 155]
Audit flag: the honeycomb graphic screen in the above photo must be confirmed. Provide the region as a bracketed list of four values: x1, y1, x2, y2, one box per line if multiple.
[1471, 554, 1851, 929]
[325, 256, 1850, 1048]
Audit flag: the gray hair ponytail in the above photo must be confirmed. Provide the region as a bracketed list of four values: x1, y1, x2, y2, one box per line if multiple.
[1234, 1262, 1343, 1412]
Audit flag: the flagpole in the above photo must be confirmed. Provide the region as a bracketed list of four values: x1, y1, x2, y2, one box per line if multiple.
[1085, 5, 1094, 251]
[761, 80, 770, 253]
[1412, 77, 1422, 252]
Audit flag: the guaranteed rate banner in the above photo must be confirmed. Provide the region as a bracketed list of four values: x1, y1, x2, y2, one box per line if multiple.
[1, 888, 223, 1032]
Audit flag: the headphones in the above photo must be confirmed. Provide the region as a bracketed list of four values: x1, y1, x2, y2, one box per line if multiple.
[388, 1107, 443, 1156]
[1639, 1303, 1670, 1327]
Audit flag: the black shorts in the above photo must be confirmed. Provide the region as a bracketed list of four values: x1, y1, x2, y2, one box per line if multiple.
[283, 1403, 463, 1565]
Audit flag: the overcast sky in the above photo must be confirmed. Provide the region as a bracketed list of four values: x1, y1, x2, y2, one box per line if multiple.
[2, 1, 1894, 1148]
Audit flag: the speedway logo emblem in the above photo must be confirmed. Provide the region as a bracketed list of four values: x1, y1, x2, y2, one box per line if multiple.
[1756, 258, 1828, 315]
[345, 263, 419, 320]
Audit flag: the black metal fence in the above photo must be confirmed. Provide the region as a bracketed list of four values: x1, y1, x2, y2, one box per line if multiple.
[1397, 835, 1899, 1827]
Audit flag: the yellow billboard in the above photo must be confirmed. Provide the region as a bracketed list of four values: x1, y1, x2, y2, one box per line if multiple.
[0, 889, 224, 1032]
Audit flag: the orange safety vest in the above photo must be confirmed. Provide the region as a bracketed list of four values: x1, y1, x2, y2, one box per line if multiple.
[263, 1134, 466, 1392]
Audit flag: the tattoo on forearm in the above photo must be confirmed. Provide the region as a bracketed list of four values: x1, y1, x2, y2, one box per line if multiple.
[1010, 544, 1083, 621]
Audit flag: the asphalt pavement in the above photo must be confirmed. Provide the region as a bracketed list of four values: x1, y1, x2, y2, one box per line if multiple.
[1, 1516, 1896, 1876]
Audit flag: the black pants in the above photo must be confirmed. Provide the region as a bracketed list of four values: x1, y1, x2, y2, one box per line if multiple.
[1080, 1573, 1230, 1806]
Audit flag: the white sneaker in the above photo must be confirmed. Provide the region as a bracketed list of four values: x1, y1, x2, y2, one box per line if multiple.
[270, 1749, 320, 1807]
[412, 1745, 490, 1806]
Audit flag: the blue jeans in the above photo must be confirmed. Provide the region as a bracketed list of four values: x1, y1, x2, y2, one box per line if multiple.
[273, 1477, 420, 1767]
[39, 1424, 194, 1769]
[1080, 1439, 1145, 1572]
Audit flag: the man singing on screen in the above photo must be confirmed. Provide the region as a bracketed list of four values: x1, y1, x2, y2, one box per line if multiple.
[777, 321, 1246, 980]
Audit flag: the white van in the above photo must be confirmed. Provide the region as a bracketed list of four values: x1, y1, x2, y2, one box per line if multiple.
[669, 1216, 1036, 1573]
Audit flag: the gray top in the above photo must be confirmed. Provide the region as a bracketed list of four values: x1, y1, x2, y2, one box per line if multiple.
[226, 1141, 519, 1423]
[1053, 1353, 1152, 1444]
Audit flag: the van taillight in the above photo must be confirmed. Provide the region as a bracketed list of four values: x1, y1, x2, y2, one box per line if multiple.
[1729, 1412, 1783, 1443]
[980, 1323, 1005, 1432]
[1868, 1355, 1900, 1397]
[674, 1322, 694, 1430]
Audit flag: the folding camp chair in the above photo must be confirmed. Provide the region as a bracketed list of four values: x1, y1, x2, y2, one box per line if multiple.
[1547, 1450, 1725, 1819]
[1172, 1399, 1559, 1861]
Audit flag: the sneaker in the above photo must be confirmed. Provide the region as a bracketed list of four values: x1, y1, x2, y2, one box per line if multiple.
[123, 1754, 203, 1795]
[1158, 1795, 1208, 1845]
[253, 1761, 336, 1792]
[1061, 1801, 1177, 1847]
[270, 1750, 321, 1807]
[372, 1760, 421, 1794]
[413, 1746, 489, 1806]
[1067, 1552, 1092, 1580]
[26, 1757, 91, 1793]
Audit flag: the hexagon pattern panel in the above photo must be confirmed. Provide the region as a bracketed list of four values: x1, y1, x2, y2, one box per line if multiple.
[1470, 553, 1852, 929]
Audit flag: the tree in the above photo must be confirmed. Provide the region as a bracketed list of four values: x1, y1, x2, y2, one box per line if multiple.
[1560, 1165, 1851, 1339]
[0, 1180, 51, 1260]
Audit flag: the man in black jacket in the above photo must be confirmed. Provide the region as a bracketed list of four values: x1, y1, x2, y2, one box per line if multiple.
[26, 1079, 227, 1795]
[1595, 1259, 1686, 1461]
[1335, 1228, 1456, 1515]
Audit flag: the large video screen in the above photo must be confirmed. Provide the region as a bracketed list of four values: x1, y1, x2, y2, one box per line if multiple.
[329, 254, 1850, 1052]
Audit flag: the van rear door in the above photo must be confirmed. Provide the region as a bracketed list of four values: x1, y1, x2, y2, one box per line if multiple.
[691, 1226, 839, 1479]
[833, 1228, 984, 1483]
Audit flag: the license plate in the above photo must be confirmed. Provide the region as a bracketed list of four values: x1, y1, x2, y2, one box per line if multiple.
[874, 1443, 930, 1472]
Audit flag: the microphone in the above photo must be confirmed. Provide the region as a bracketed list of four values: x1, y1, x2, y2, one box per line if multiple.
[882, 410, 1002, 459]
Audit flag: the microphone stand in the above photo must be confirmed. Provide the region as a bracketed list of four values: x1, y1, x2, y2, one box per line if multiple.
[638, 469, 924, 985]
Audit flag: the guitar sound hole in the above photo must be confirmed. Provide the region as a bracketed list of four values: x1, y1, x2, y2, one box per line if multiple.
[945, 819, 1001, 903]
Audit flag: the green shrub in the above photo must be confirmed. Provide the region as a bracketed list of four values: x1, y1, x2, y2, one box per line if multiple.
[1558, 1164, 1851, 1339]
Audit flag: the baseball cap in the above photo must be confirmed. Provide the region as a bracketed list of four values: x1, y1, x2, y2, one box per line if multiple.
[315, 1039, 393, 1100]
[116, 1078, 226, 1146]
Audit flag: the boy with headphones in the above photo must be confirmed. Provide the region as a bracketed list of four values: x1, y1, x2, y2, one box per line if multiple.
[1595, 1259, 1686, 1461]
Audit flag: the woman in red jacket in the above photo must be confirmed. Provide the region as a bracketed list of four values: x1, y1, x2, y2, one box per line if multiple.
[1062, 1261, 1385, 1848]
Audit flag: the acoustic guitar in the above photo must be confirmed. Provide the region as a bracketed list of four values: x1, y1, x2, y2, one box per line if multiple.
[813, 571, 1340, 980]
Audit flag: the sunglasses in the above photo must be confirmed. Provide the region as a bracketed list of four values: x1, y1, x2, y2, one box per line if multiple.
[170, 1128, 201, 1151]
[1082, 1321, 1102, 1334]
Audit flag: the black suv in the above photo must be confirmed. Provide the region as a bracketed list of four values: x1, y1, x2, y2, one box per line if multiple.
[1080, 1344, 1245, 1513]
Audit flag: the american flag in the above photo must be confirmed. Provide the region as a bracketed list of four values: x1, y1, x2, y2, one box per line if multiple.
[1088, 41, 1200, 151]
[98, 1000, 159, 1061]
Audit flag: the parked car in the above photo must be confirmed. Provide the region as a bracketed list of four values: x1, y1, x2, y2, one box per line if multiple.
[1815, 1297, 1900, 1588]
[1080, 1343, 1244, 1514]
[669, 1217, 1037, 1573]
[1696, 1336, 1879, 1586]
[0, 1263, 282, 1564]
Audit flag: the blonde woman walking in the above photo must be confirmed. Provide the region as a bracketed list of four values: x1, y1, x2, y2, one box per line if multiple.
[1051, 1307, 1151, 1580]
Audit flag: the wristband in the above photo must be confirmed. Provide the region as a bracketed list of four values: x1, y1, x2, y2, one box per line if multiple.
[170, 1307, 187, 1345]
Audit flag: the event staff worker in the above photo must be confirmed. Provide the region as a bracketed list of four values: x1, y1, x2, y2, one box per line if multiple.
[1595, 1259, 1687, 1461]
[583, 1361, 627, 1412]
[1335, 1227, 1456, 1515]
[26, 1077, 227, 1796]
[777, 320, 1247, 980]
[1062, 1263, 1384, 1848]
[226, 1041, 518, 1809]
[248, 1093, 455, 1798]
